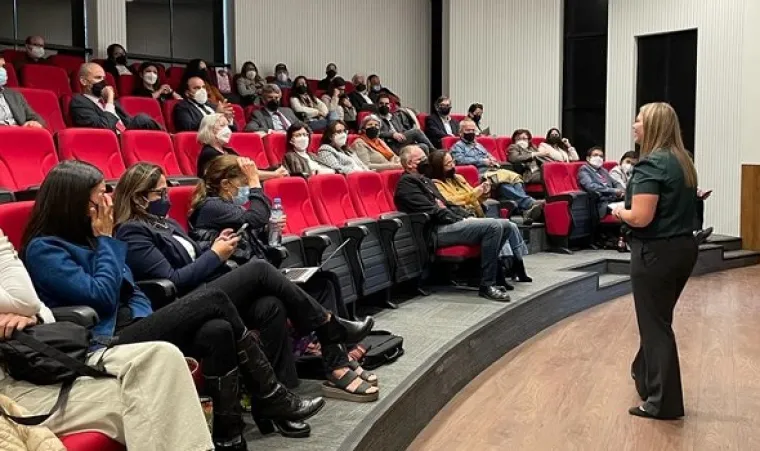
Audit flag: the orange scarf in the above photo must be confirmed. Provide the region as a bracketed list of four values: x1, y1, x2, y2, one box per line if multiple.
[359, 134, 396, 160]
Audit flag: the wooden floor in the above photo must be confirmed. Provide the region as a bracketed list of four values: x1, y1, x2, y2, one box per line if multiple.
[409, 266, 760, 451]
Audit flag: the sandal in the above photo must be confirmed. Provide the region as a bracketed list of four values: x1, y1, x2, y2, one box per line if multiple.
[348, 360, 378, 386]
[322, 368, 379, 402]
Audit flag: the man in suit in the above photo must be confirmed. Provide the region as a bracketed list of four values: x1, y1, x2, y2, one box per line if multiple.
[70, 62, 161, 133]
[425, 95, 459, 149]
[0, 57, 44, 128]
[174, 75, 236, 132]
[367, 74, 399, 104]
[348, 74, 375, 112]
[376, 93, 432, 153]
[244, 84, 298, 134]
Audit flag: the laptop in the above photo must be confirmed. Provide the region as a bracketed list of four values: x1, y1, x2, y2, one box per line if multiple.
[281, 239, 351, 284]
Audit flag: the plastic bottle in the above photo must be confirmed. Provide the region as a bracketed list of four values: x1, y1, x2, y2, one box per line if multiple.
[268, 198, 283, 246]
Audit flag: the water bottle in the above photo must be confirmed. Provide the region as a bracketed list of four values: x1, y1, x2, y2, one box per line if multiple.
[268, 198, 283, 246]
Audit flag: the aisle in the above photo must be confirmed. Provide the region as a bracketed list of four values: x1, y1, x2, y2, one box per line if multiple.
[409, 266, 760, 451]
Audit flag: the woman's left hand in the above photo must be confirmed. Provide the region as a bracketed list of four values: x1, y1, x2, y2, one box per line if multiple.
[612, 205, 625, 221]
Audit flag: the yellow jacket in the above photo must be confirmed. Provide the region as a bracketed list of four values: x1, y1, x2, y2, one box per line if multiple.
[433, 175, 486, 217]
[0, 394, 66, 451]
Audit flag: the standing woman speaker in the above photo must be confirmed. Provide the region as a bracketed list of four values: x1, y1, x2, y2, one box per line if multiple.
[611, 102, 699, 420]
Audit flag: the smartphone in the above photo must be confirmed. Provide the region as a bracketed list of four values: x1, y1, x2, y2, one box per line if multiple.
[234, 223, 249, 237]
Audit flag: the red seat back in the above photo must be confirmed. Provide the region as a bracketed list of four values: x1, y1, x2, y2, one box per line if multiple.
[168, 185, 195, 231]
[262, 177, 322, 234]
[381, 169, 404, 209]
[0, 201, 34, 248]
[1, 49, 27, 66]
[21, 65, 71, 96]
[496, 137, 512, 157]
[308, 174, 359, 226]
[166, 66, 183, 91]
[346, 172, 393, 218]
[309, 134, 322, 152]
[280, 88, 291, 106]
[357, 111, 371, 127]
[244, 105, 261, 122]
[542, 162, 575, 196]
[476, 136, 503, 161]
[172, 132, 202, 175]
[4, 63, 19, 87]
[416, 113, 429, 132]
[263, 132, 288, 165]
[441, 136, 458, 150]
[451, 113, 466, 123]
[457, 165, 480, 187]
[118, 74, 136, 98]
[0, 128, 59, 191]
[120, 131, 183, 176]
[162, 99, 180, 133]
[568, 162, 586, 190]
[228, 133, 270, 168]
[60, 94, 73, 126]
[532, 137, 545, 147]
[119, 96, 166, 128]
[15, 88, 66, 133]
[57, 128, 125, 180]
[603, 161, 617, 172]
[48, 54, 84, 74]
[231, 104, 245, 130]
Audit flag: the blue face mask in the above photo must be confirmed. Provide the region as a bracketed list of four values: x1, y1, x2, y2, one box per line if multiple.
[233, 185, 250, 206]
[0, 68, 7, 87]
[147, 197, 171, 217]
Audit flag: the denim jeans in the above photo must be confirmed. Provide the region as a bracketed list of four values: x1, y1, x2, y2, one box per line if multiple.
[499, 183, 534, 211]
[435, 218, 506, 287]
[497, 219, 528, 259]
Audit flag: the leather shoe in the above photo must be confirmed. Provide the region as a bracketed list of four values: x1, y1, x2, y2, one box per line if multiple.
[479, 286, 510, 302]
[336, 316, 375, 344]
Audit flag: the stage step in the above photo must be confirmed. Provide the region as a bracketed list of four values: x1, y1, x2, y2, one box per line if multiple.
[598, 273, 630, 289]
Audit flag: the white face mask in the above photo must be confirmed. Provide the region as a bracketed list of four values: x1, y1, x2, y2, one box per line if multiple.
[193, 88, 208, 104]
[29, 46, 45, 59]
[143, 72, 158, 85]
[621, 162, 632, 174]
[333, 132, 348, 147]
[246, 70, 257, 80]
[0, 68, 7, 87]
[516, 140, 529, 149]
[292, 136, 309, 151]
[277, 72, 288, 82]
[216, 127, 232, 144]
[589, 156, 604, 168]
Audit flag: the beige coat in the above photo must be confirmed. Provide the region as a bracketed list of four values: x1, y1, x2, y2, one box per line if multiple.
[0, 395, 66, 451]
[350, 139, 402, 171]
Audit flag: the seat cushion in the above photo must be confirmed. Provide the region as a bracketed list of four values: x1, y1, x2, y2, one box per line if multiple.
[59, 432, 125, 451]
[436, 245, 480, 259]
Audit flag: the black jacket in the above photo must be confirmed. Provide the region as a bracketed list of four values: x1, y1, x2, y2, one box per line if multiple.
[393, 173, 471, 225]
[347, 91, 375, 112]
[379, 111, 415, 140]
[173, 98, 238, 133]
[424, 115, 460, 149]
[69, 94, 132, 131]
[197, 145, 238, 177]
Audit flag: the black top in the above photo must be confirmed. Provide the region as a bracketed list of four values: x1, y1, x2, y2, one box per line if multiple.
[133, 84, 174, 102]
[197, 145, 238, 177]
[625, 149, 697, 239]
[393, 172, 472, 225]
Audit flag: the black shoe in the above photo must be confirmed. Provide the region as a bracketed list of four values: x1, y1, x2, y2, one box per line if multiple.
[523, 202, 544, 223]
[694, 226, 714, 245]
[479, 286, 510, 302]
[512, 259, 532, 283]
[320, 315, 375, 345]
[204, 369, 247, 450]
[501, 280, 515, 291]
[214, 437, 248, 451]
[254, 418, 310, 438]
[255, 385, 325, 422]
[628, 405, 682, 420]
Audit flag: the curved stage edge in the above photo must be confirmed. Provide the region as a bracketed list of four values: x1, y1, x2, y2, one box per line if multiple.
[340, 237, 759, 451]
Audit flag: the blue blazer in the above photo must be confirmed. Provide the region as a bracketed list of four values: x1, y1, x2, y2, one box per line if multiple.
[577, 164, 623, 218]
[114, 218, 225, 295]
[24, 236, 153, 340]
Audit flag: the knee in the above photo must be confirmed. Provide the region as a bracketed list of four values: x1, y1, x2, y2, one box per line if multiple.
[250, 295, 287, 326]
[196, 319, 235, 345]
[200, 288, 234, 308]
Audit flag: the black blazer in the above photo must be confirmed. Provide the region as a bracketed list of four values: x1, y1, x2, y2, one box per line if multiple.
[173, 99, 238, 133]
[114, 218, 226, 295]
[197, 145, 238, 177]
[425, 115, 460, 149]
[393, 173, 470, 225]
[244, 107, 299, 133]
[69, 94, 132, 131]
[347, 91, 375, 112]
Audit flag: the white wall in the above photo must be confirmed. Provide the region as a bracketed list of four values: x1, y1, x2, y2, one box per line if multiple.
[445, 0, 563, 135]
[740, 0, 760, 166]
[233, 0, 431, 112]
[606, 0, 747, 235]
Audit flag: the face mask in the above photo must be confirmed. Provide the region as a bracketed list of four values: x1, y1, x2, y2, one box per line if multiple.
[326, 69, 337, 78]
[333, 132, 348, 147]
[445, 168, 456, 179]
[216, 127, 232, 144]
[193, 87, 208, 104]
[365, 127, 380, 139]
[356, 83, 367, 92]
[292, 136, 309, 151]
[463, 132, 476, 143]
[516, 140, 529, 149]
[621, 162, 633, 174]
[266, 99, 280, 111]
[472, 114, 481, 123]
[589, 156, 603, 168]
[371, 84, 381, 92]
[115, 55, 127, 65]
[438, 106, 451, 116]
[147, 197, 171, 217]
[246, 70, 257, 80]
[378, 105, 390, 116]
[0, 68, 7, 87]
[295, 85, 308, 95]
[416, 159, 431, 176]
[143, 72, 158, 85]
[277, 72, 288, 82]
[548, 135, 561, 144]
[233, 185, 250, 206]
[29, 46, 45, 59]
[91, 80, 108, 98]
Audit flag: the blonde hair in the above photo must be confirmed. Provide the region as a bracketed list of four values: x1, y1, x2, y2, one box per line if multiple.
[637, 102, 698, 188]
[191, 155, 246, 212]
[113, 163, 165, 225]
[197, 113, 227, 146]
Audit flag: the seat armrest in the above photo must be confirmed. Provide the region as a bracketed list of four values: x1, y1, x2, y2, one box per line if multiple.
[264, 245, 289, 268]
[51, 306, 99, 328]
[339, 224, 369, 243]
[301, 234, 331, 266]
[483, 199, 501, 218]
[0, 188, 15, 204]
[136, 279, 178, 310]
[167, 176, 201, 187]
[14, 186, 41, 202]
[546, 191, 588, 206]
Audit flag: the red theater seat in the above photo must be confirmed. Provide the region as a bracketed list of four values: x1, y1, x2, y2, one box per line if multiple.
[57, 128, 125, 180]
[476, 136, 504, 161]
[0, 201, 34, 247]
[603, 160, 617, 172]
[441, 136, 458, 150]
[309, 134, 322, 152]
[231, 104, 246, 130]
[542, 162, 591, 250]
[48, 54, 85, 74]
[4, 63, 19, 87]
[280, 88, 291, 106]
[120, 130, 183, 176]
[357, 111, 371, 126]
[228, 132, 270, 168]
[162, 99, 180, 133]
[165, 66, 183, 91]
[347, 172, 394, 218]
[308, 174, 362, 226]
[16, 88, 66, 133]
[59, 432, 125, 451]
[262, 176, 322, 235]
[456, 165, 480, 187]
[532, 137, 545, 147]
[263, 132, 287, 166]
[380, 169, 404, 209]
[416, 113, 429, 132]
[1, 49, 26, 65]
[60, 94, 73, 126]
[119, 96, 166, 128]
[173, 132, 202, 175]
[168, 185, 195, 231]
[21, 65, 71, 96]
[118, 74, 136, 98]
[0, 127, 58, 192]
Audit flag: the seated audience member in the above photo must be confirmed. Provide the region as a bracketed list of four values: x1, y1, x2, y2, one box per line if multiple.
[348, 74, 375, 111]
[377, 94, 433, 153]
[318, 63, 338, 90]
[428, 150, 531, 286]
[21, 161, 324, 449]
[609, 150, 638, 189]
[70, 63, 161, 133]
[425, 96, 459, 149]
[350, 114, 402, 171]
[114, 162, 378, 403]
[507, 128, 552, 184]
[14, 35, 49, 71]
[282, 123, 335, 177]
[321, 77, 347, 121]
[174, 75, 236, 133]
[245, 84, 299, 133]
[181, 59, 225, 104]
[0, 230, 216, 451]
[0, 58, 45, 127]
[133, 62, 181, 102]
[467, 103, 490, 136]
[451, 119, 543, 220]
[196, 113, 288, 179]
[367, 74, 398, 103]
[393, 145, 511, 301]
[340, 94, 358, 130]
[578, 146, 625, 218]
[314, 120, 370, 174]
[538, 127, 579, 162]
[237, 61, 265, 106]
[289, 75, 329, 131]
[274, 63, 293, 89]
[102, 43, 132, 81]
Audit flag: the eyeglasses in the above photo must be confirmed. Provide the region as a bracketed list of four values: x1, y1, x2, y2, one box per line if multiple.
[145, 188, 168, 198]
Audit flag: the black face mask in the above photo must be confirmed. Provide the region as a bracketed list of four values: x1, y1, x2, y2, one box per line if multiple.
[547, 135, 561, 145]
[472, 114, 481, 123]
[91, 80, 108, 98]
[445, 168, 456, 179]
[438, 106, 451, 116]
[266, 99, 280, 111]
[378, 105, 390, 116]
[365, 127, 380, 139]
[115, 55, 127, 65]
[356, 83, 367, 92]
[147, 197, 171, 217]
[295, 85, 308, 95]
[417, 160, 431, 176]
[326, 69, 337, 78]
[463, 132, 476, 143]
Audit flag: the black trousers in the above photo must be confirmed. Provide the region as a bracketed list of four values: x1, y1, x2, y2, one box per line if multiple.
[694, 198, 705, 230]
[630, 235, 698, 418]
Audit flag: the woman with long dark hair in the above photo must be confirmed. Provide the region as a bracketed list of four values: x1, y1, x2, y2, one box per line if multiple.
[21, 161, 325, 449]
[611, 102, 700, 419]
[289, 75, 329, 131]
[313, 120, 369, 174]
[133, 61, 181, 102]
[236, 61, 265, 106]
[538, 127, 579, 162]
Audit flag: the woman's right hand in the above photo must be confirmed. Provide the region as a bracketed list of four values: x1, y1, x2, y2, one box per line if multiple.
[211, 231, 240, 261]
[0, 313, 37, 340]
[90, 194, 114, 237]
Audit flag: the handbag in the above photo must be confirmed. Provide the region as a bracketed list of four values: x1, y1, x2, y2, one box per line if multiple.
[0, 322, 116, 426]
[357, 331, 404, 370]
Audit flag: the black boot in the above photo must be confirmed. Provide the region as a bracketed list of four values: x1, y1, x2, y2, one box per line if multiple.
[236, 331, 325, 422]
[253, 418, 311, 438]
[204, 369, 248, 451]
[513, 259, 532, 283]
[498, 258, 515, 289]
[317, 315, 374, 345]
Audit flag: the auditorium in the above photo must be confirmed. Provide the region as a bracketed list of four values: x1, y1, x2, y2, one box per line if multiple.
[1, 0, 759, 450]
